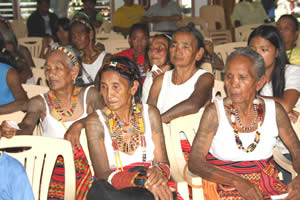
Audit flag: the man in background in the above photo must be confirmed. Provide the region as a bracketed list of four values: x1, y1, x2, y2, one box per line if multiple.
[27, 0, 58, 37]
[113, 0, 145, 37]
[142, 0, 182, 32]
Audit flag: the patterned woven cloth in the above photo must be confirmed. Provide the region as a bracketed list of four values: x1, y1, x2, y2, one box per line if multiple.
[48, 146, 93, 200]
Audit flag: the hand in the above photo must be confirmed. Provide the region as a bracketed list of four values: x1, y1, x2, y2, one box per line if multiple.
[152, 70, 164, 79]
[146, 167, 173, 200]
[42, 36, 53, 48]
[64, 121, 83, 152]
[0, 121, 17, 139]
[234, 178, 263, 200]
[285, 175, 300, 200]
[288, 110, 299, 124]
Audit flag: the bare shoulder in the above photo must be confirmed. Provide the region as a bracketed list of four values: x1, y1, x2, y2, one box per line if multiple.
[197, 72, 214, 85]
[145, 104, 161, 119]
[27, 95, 46, 113]
[152, 72, 165, 85]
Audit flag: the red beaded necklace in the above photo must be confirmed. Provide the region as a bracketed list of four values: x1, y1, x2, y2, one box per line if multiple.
[47, 86, 79, 118]
[230, 103, 264, 153]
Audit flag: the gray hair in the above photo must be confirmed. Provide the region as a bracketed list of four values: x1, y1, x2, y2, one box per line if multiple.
[225, 47, 265, 80]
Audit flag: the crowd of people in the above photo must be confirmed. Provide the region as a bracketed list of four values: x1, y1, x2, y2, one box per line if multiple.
[0, 0, 299, 200]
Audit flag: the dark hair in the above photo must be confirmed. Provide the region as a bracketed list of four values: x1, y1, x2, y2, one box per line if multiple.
[98, 56, 142, 103]
[70, 18, 96, 44]
[54, 18, 70, 43]
[129, 23, 150, 39]
[278, 14, 299, 32]
[173, 22, 205, 68]
[147, 33, 173, 69]
[0, 16, 10, 30]
[37, 0, 50, 4]
[82, 0, 96, 4]
[248, 25, 287, 98]
[0, 31, 16, 67]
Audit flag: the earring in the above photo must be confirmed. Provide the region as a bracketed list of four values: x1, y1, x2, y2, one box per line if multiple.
[253, 92, 259, 105]
[132, 97, 136, 106]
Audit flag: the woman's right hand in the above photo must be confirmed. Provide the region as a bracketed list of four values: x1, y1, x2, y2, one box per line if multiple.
[0, 121, 17, 138]
[234, 178, 263, 200]
[64, 121, 83, 152]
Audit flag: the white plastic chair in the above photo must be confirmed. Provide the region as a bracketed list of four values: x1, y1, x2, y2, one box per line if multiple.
[32, 67, 47, 86]
[163, 110, 205, 200]
[214, 80, 226, 98]
[0, 136, 76, 200]
[11, 19, 27, 38]
[32, 57, 45, 69]
[22, 84, 49, 98]
[234, 23, 262, 42]
[80, 129, 94, 176]
[18, 37, 43, 58]
[100, 39, 130, 54]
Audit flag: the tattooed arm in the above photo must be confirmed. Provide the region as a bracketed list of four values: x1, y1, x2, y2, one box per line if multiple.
[276, 102, 300, 200]
[188, 102, 263, 200]
[0, 96, 44, 137]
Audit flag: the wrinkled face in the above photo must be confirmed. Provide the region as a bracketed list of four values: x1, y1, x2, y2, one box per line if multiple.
[248, 36, 278, 71]
[71, 24, 90, 50]
[170, 31, 203, 69]
[129, 29, 149, 55]
[277, 17, 298, 49]
[38, 1, 50, 16]
[45, 51, 74, 90]
[57, 26, 69, 46]
[224, 55, 258, 104]
[100, 70, 137, 112]
[148, 36, 169, 67]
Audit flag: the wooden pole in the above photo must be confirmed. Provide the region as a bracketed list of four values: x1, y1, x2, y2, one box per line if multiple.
[12, 0, 20, 20]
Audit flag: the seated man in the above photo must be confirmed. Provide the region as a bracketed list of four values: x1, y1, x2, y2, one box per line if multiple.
[113, 0, 145, 37]
[27, 0, 58, 37]
[142, 0, 182, 32]
[231, 0, 269, 27]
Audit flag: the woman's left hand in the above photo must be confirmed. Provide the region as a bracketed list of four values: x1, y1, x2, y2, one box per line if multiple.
[288, 110, 299, 124]
[285, 175, 300, 200]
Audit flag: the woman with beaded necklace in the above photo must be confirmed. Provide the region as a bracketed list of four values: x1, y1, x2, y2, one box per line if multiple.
[70, 17, 110, 85]
[85, 56, 177, 200]
[189, 48, 300, 200]
[0, 45, 104, 199]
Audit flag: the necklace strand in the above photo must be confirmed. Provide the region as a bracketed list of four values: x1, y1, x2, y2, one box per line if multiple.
[233, 104, 257, 131]
[230, 103, 263, 153]
[108, 103, 146, 171]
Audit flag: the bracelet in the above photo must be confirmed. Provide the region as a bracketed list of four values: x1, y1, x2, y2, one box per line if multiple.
[153, 162, 170, 179]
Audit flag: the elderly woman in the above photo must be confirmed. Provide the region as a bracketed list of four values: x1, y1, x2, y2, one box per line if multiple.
[277, 14, 300, 66]
[0, 45, 103, 199]
[70, 18, 110, 84]
[189, 47, 300, 200]
[142, 33, 172, 103]
[147, 23, 214, 123]
[84, 56, 176, 200]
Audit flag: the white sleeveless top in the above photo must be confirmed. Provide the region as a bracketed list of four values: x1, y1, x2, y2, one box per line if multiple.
[157, 69, 208, 114]
[96, 104, 155, 169]
[40, 86, 91, 139]
[82, 51, 106, 84]
[209, 98, 278, 161]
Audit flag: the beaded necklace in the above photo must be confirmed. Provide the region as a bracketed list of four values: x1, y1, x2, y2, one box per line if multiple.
[107, 103, 146, 171]
[234, 104, 257, 131]
[230, 103, 263, 153]
[47, 86, 79, 118]
[82, 45, 102, 64]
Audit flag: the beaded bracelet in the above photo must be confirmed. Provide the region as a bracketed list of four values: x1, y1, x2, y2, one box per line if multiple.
[151, 162, 170, 179]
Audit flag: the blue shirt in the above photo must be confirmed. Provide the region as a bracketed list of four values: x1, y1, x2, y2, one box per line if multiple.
[0, 63, 15, 106]
[0, 152, 35, 200]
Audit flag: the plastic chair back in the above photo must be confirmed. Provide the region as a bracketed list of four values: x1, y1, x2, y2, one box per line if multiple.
[18, 37, 43, 58]
[214, 42, 247, 63]
[0, 136, 76, 200]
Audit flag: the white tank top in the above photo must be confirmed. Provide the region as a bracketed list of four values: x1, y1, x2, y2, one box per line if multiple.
[96, 104, 155, 169]
[157, 69, 208, 114]
[40, 86, 91, 139]
[209, 98, 278, 161]
[82, 51, 106, 84]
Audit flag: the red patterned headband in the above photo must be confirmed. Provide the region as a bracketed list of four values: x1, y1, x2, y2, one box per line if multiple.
[73, 18, 93, 31]
[101, 61, 139, 79]
[52, 46, 79, 66]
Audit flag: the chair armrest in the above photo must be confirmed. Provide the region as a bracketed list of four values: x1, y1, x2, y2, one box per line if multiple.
[273, 146, 297, 179]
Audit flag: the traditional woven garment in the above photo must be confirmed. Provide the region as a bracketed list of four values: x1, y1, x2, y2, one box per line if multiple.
[206, 154, 287, 200]
[48, 146, 93, 200]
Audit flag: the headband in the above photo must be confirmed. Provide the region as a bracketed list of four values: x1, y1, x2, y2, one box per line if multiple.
[101, 61, 139, 79]
[52, 46, 79, 66]
[72, 18, 93, 31]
